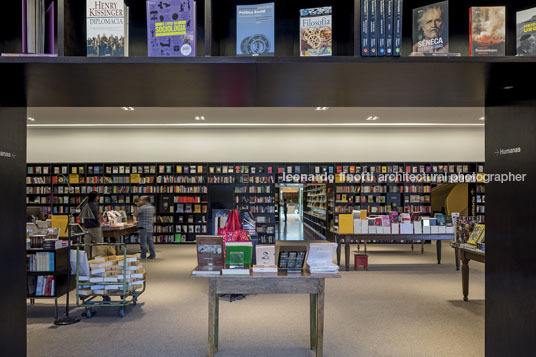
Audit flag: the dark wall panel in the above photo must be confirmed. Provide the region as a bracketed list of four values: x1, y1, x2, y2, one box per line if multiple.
[485, 67, 536, 355]
[0, 108, 27, 356]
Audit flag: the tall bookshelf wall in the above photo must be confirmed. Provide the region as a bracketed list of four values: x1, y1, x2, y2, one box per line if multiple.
[27, 161, 484, 243]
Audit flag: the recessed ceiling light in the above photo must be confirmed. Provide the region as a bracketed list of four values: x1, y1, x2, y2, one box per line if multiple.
[503, 85, 514, 90]
[366, 116, 379, 121]
[194, 116, 206, 121]
[315, 107, 329, 111]
[479, 117, 485, 121]
[121, 107, 135, 111]
[27, 117, 35, 121]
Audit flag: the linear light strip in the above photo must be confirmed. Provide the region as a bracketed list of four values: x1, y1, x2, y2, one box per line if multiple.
[27, 123, 485, 128]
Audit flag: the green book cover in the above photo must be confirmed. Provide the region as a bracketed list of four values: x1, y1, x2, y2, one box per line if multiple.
[225, 242, 253, 266]
[174, 234, 181, 243]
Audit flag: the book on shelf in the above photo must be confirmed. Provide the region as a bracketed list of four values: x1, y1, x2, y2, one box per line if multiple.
[87, 0, 129, 57]
[225, 241, 253, 267]
[470, 7, 505, 56]
[377, 0, 386, 56]
[412, 1, 448, 54]
[517, 7, 536, 56]
[467, 224, 485, 245]
[307, 243, 338, 274]
[369, 0, 377, 56]
[299, 6, 332, 57]
[385, 0, 394, 56]
[361, 0, 369, 55]
[255, 244, 275, 266]
[236, 2, 274, 56]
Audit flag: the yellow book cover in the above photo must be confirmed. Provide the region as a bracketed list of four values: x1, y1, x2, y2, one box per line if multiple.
[130, 174, 140, 184]
[69, 174, 79, 184]
[338, 214, 354, 234]
[382, 166, 387, 173]
[197, 165, 203, 173]
[467, 224, 485, 245]
[341, 194, 347, 202]
[71, 166, 77, 174]
[335, 174, 345, 183]
[360, 210, 367, 219]
[176, 165, 183, 174]
[51, 215, 69, 238]
[194, 204, 201, 213]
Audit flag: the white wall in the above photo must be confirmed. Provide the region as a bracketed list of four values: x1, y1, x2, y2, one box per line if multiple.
[27, 127, 485, 163]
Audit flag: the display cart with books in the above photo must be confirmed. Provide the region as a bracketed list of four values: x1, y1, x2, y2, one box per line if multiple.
[73, 243, 146, 318]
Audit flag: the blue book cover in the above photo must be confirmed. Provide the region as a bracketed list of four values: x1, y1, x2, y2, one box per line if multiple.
[147, 0, 196, 57]
[361, 0, 369, 56]
[385, 0, 393, 56]
[49, 252, 54, 271]
[377, 0, 386, 56]
[393, 0, 403, 56]
[369, 0, 377, 56]
[236, 2, 274, 56]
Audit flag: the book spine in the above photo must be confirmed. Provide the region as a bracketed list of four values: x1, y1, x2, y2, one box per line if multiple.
[361, 0, 369, 56]
[393, 0, 402, 56]
[377, 0, 385, 56]
[369, 0, 377, 56]
[385, 0, 393, 56]
[469, 8, 473, 56]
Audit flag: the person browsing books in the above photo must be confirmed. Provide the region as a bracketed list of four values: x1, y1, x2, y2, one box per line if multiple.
[134, 196, 156, 259]
[81, 191, 103, 260]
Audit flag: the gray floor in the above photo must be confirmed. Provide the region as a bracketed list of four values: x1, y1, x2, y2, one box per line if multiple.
[27, 243, 484, 357]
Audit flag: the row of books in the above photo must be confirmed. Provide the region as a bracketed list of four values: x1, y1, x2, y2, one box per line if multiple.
[27, 275, 55, 296]
[361, 0, 402, 56]
[26, 252, 54, 272]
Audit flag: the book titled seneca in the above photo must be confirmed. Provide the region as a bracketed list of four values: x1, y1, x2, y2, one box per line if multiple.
[412, 1, 448, 54]
[87, 0, 129, 57]
[470, 7, 505, 56]
[300, 6, 332, 57]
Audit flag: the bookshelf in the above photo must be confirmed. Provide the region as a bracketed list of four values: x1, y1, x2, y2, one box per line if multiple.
[304, 184, 328, 237]
[26, 246, 70, 318]
[25, 161, 484, 245]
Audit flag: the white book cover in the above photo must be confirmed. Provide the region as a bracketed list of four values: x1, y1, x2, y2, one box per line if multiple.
[256, 245, 275, 266]
[87, 0, 128, 57]
[307, 243, 337, 268]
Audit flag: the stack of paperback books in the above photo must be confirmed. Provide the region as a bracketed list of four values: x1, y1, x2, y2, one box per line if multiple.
[361, 0, 402, 56]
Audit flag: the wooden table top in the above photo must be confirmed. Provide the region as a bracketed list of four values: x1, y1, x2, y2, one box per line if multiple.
[334, 233, 454, 240]
[191, 267, 341, 279]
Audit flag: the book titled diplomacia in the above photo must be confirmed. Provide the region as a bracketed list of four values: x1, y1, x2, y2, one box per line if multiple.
[87, 0, 128, 57]
[147, 0, 196, 57]
[300, 6, 332, 57]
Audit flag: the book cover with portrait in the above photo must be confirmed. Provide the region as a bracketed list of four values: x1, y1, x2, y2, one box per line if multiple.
[516, 7, 536, 56]
[86, 0, 128, 57]
[470, 7, 505, 56]
[147, 0, 196, 57]
[236, 2, 274, 56]
[300, 6, 332, 57]
[412, 1, 448, 54]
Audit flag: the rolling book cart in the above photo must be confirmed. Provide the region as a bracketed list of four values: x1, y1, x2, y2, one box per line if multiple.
[74, 243, 146, 318]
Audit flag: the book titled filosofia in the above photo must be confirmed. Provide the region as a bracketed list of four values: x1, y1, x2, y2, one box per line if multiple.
[300, 6, 332, 57]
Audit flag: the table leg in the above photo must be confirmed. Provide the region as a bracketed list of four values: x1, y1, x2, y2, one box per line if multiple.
[364, 240, 367, 254]
[462, 257, 470, 301]
[345, 242, 350, 271]
[215, 293, 219, 352]
[336, 240, 341, 267]
[411, 243, 414, 252]
[421, 240, 424, 254]
[208, 279, 217, 357]
[310, 294, 317, 351]
[436, 240, 442, 264]
[316, 280, 325, 357]
[455, 247, 460, 271]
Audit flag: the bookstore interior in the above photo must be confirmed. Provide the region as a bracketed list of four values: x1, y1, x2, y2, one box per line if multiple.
[1, 0, 535, 356]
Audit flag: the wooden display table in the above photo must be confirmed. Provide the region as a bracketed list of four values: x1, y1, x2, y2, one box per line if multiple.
[334, 233, 454, 271]
[452, 244, 485, 301]
[192, 269, 340, 357]
[102, 224, 138, 242]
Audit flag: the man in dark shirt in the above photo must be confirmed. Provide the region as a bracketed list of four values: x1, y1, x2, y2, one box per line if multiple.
[135, 196, 156, 259]
[82, 191, 103, 259]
